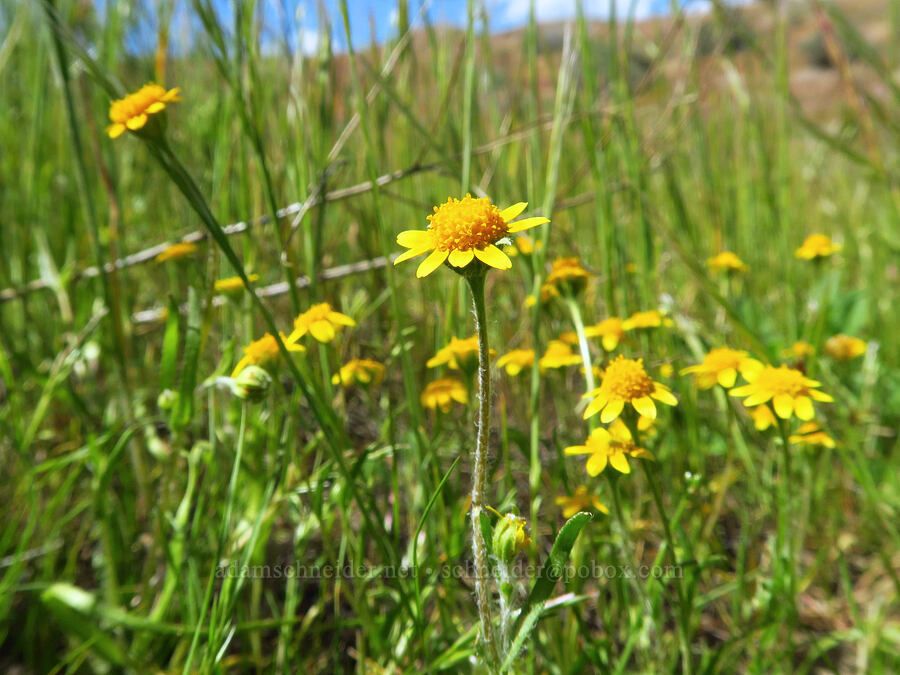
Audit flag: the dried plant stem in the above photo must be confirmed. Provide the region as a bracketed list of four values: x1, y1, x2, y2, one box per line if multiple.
[466, 272, 499, 668]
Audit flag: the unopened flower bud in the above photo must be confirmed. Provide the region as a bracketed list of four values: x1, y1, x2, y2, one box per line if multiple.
[231, 365, 272, 402]
[492, 512, 530, 563]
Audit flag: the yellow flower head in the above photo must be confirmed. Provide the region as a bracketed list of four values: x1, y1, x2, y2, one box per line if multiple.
[514, 235, 540, 255]
[748, 403, 776, 431]
[795, 233, 841, 260]
[231, 332, 305, 377]
[681, 347, 763, 389]
[623, 310, 673, 331]
[789, 422, 836, 448]
[539, 340, 583, 371]
[730, 364, 833, 420]
[588, 318, 626, 351]
[824, 334, 866, 361]
[543, 257, 590, 295]
[565, 419, 654, 475]
[332, 359, 386, 387]
[421, 377, 468, 412]
[707, 251, 748, 274]
[783, 341, 815, 360]
[496, 348, 535, 376]
[427, 335, 493, 369]
[394, 195, 549, 277]
[107, 83, 181, 138]
[583, 356, 677, 422]
[287, 303, 355, 343]
[554, 485, 609, 518]
[214, 274, 259, 293]
[156, 241, 198, 263]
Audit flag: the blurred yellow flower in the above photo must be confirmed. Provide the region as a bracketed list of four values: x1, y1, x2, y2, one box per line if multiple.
[589, 318, 626, 351]
[394, 195, 549, 277]
[748, 404, 776, 431]
[214, 274, 259, 293]
[681, 347, 763, 389]
[783, 341, 815, 359]
[658, 363, 674, 378]
[426, 335, 491, 369]
[795, 233, 840, 260]
[232, 332, 305, 377]
[707, 251, 747, 273]
[287, 303, 355, 343]
[496, 348, 535, 376]
[539, 340, 583, 370]
[421, 377, 468, 412]
[789, 422, 836, 448]
[623, 310, 672, 331]
[156, 241, 198, 262]
[332, 359, 385, 387]
[730, 365, 833, 420]
[107, 83, 181, 138]
[824, 334, 866, 361]
[543, 257, 590, 295]
[516, 235, 539, 255]
[555, 486, 609, 518]
[583, 356, 677, 422]
[565, 419, 654, 475]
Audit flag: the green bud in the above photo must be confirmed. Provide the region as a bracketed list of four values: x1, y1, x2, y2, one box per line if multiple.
[492, 513, 530, 564]
[231, 365, 272, 402]
[157, 388, 177, 410]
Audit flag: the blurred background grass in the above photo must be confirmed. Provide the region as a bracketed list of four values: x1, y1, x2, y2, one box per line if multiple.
[1, 0, 899, 671]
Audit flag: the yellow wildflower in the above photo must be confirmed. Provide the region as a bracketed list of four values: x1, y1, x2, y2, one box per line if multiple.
[496, 348, 535, 376]
[707, 251, 747, 273]
[681, 347, 763, 389]
[565, 419, 654, 475]
[332, 359, 386, 387]
[107, 83, 181, 138]
[789, 422, 836, 448]
[730, 364, 833, 420]
[823, 334, 866, 361]
[555, 486, 609, 518]
[421, 377, 468, 412]
[539, 340, 583, 371]
[232, 333, 305, 377]
[214, 274, 259, 293]
[583, 356, 677, 422]
[427, 335, 493, 369]
[287, 303, 355, 343]
[156, 241, 198, 263]
[394, 195, 549, 277]
[795, 233, 841, 260]
[543, 257, 590, 296]
[783, 341, 815, 360]
[748, 404, 776, 431]
[623, 310, 673, 331]
[659, 363, 674, 378]
[589, 318, 626, 351]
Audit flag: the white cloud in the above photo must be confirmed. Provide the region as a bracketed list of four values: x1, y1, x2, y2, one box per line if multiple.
[297, 27, 320, 55]
[494, 0, 659, 25]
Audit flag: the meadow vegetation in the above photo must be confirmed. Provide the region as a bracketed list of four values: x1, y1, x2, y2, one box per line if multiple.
[1, 0, 899, 671]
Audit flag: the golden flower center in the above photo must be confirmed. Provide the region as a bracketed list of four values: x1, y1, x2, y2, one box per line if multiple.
[753, 366, 808, 396]
[110, 84, 169, 122]
[298, 303, 332, 323]
[704, 348, 745, 370]
[804, 234, 832, 251]
[427, 196, 508, 251]
[602, 357, 654, 400]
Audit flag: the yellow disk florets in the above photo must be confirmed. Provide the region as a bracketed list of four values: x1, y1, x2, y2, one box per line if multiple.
[601, 356, 655, 400]
[427, 195, 508, 252]
[749, 365, 808, 397]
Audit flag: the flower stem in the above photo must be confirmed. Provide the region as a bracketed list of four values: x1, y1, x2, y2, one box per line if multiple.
[466, 273, 499, 667]
[564, 295, 596, 394]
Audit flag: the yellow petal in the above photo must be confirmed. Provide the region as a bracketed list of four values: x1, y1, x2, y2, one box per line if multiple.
[809, 390, 834, 402]
[448, 249, 475, 267]
[500, 202, 528, 221]
[794, 395, 814, 420]
[416, 249, 449, 277]
[309, 320, 336, 343]
[507, 217, 550, 233]
[231, 355, 251, 377]
[651, 387, 678, 406]
[146, 101, 166, 114]
[473, 245, 512, 270]
[773, 394, 794, 419]
[328, 311, 356, 327]
[126, 114, 148, 130]
[717, 368, 737, 388]
[394, 247, 431, 264]
[586, 453, 608, 476]
[744, 391, 773, 407]
[397, 230, 433, 247]
[600, 398, 625, 423]
[609, 452, 631, 474]
[107, 123, 127, 138]
[632, 396, 657, 419]
[564, 445, 591, 456]
[602, 335, 618, 351]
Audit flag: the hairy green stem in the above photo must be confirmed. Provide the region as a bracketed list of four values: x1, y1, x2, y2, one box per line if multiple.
[466, 273, 499, 668]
